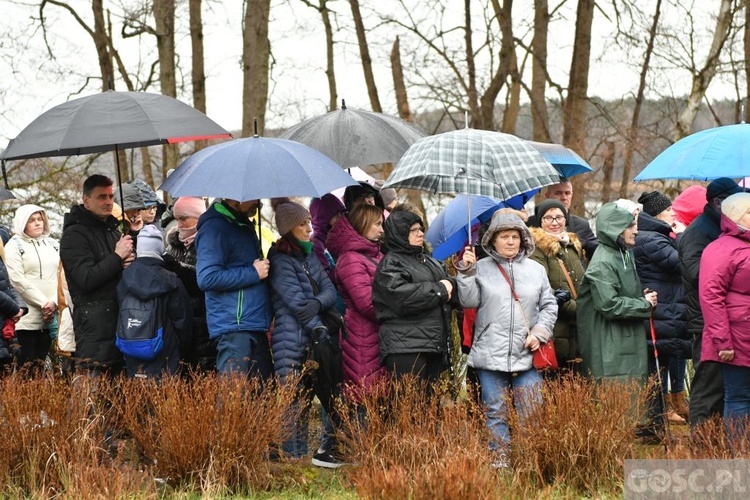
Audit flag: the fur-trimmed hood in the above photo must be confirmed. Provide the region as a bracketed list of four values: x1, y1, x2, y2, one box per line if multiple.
[529, 226, 582, 258]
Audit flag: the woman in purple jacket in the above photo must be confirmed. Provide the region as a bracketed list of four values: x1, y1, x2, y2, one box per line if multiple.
[700, 192, 750, 452]
[326, 204, 385, 401]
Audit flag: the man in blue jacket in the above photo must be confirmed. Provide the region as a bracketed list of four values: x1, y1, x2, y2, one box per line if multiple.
[195, 198, 273, 377]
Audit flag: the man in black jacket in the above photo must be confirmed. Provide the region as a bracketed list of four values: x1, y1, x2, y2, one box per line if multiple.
[60, 175, 134, 374]
[529, 179, 597, 261]
[678, 177, 745, 429]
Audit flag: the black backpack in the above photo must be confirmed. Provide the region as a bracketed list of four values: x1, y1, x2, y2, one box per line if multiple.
[116, 293, 166, 361]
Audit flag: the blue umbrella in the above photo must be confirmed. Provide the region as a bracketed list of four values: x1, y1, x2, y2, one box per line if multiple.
[426, 190, 539, 261]
[159, 136, 359, 201]
[635, 124, 750, 181]
[528, 141, 593, 178]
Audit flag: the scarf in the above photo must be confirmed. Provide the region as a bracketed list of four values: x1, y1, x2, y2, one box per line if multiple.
[178, 224, 198, 249]
[544, 230, 570, 246]
[297, 239, 314, 255]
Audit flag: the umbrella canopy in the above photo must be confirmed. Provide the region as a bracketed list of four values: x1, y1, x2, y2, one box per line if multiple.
[528, 141, 593, 178]
[382, 128, 560, 200]
[277, 100, 425, 168]
[634, 124, 750, 181]
[426, 191, 538, 260]
[159, 136, 359, 201]
[1, 90, 231, 160]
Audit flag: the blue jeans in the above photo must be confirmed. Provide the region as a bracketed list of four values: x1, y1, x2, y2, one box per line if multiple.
[722, 364, 750, 453]
[216, 331, 273, 378]
[475, 368, 542, 454]
[668, 356, 686, 393]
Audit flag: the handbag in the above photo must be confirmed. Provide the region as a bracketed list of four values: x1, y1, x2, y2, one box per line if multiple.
[496, 262, 558, 371]
[302, 262, 346, 338]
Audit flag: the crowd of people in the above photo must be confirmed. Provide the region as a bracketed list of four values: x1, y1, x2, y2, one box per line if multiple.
[0, 172, 747, 467]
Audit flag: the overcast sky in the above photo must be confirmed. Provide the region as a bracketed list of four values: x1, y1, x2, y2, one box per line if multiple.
[0, 0, 738, 148]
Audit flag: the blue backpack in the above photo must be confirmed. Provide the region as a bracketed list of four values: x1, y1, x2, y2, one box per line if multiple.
[116, 293, 166, 361]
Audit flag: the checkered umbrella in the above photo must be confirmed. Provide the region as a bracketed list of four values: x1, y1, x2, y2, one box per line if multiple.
[382, 128, 560, 200]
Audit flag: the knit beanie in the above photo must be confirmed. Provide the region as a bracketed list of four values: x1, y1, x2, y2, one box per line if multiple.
[638, 191, 672, 217]
[535, 199, 568, 225]
[173, 197, 207, 220]
[137, 224, 164, 258]
[707, 177, 745, 202]
[721, 193, 750, 224]
[273, 198, 311, 237]
[614, 198, 642, 216]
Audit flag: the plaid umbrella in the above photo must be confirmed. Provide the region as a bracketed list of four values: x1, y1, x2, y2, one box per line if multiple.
[382, 128, 560, 200]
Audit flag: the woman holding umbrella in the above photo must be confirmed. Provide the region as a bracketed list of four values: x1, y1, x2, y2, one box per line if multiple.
[268, 198, 340, 465]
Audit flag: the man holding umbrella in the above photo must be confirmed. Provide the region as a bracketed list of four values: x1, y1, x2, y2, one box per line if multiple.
[195, 198, 273, 377]
[60, 174, 135, 375]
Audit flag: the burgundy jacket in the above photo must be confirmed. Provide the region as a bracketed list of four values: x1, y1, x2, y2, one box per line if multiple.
[700, 215, 750, 367]
[326, 216, 385, 395]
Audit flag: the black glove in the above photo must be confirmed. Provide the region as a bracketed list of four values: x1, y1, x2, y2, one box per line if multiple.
[297, 299, 321, 324]
[554, 289, 572, 307]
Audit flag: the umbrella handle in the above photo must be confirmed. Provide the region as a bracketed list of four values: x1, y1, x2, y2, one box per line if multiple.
[466, 193, 472, 246]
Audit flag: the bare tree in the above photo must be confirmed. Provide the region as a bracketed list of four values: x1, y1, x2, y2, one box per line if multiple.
[563, 0, 595, 216]
[154, 0, 179, 176]
[530, 0, 551, 142]
[190, 0, 208, 151]
[674, 0, 734, 139]
[350, 0, 382, 112]
[242, 0, 272, 137]
[300, 0, 339, 111]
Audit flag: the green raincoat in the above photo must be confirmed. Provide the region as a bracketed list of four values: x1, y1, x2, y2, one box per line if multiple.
[577, 203, 652, 381]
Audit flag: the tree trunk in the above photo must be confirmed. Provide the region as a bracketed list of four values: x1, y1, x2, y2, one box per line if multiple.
[391, 36, 412, 123]
[464, 0, 480, 127]
[482, 0, 516, 132]
[319, 0, 338, 111]
[674, 0, 733, 139]
[349, 0, 382, 112]
[92, 0, 115, 92]
[619, 0, 661, 198]
[600, 141, 615, 203]
[190, 0, 208, 151]
[154, 0, 178, 177]
[563, 0, 594, 216]
[242, 0, 271, 137]
[531, 0, 551, 142]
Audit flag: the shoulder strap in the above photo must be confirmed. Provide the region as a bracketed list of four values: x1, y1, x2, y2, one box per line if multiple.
[496, 261, 530, 333]
[556, 258, 578, 300]
[360, 253, 378, 267]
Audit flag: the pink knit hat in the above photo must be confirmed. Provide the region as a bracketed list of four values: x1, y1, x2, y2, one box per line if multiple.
[173, 197, 206, 219]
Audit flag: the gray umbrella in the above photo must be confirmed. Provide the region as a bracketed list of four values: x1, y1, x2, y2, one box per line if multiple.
[1, 90, 231, 218]
[278, 100, 425, 168]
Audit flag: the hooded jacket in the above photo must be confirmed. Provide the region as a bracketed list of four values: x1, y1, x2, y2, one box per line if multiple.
[528, 227, 584, 362]
[458, 214, 557, 372]
[326, 215, 384, 392]
[5, 205, 60, 331]
[699, 215, 750, 367]
[268, 242, 337, 378]
[117, 256, 192, 378]
[577, 203, 652, 381]
[60, 204, 124, 368]
[195, 202, 271, 338]
[633, 212, 690, 358]
[373, 211, 456, 361]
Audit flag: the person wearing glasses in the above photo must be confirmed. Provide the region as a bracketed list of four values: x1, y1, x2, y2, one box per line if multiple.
[528, 199, 585, 371]
[373, 210, 456, 385]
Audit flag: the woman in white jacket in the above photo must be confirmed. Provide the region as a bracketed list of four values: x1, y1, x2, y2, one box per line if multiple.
[457, 212, 557, 468]
[5, 204, 59, 372]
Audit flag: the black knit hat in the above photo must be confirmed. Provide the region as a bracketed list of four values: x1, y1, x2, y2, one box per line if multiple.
[637, 191, 672, 217]
[534, 199, 568, 226]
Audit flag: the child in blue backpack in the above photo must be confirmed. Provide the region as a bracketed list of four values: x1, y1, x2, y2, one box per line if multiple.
[116, 225, 192, 379]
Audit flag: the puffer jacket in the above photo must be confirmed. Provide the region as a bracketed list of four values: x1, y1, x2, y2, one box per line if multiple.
[0, 251, 27, 361]
[528, 227, 584, 362]
[5, 204, 60, 331]
[373, 211, 456, 361]
[195, 202, 271, 338]
[268, 244, 337, 378]
[577, 203, 652, 381]
[634, 212, 690, 358]
[60, 204, 124, 369]
[699, 215, 750, 367]
[326, 215, 384, 391]
[458, 214, 557, 373]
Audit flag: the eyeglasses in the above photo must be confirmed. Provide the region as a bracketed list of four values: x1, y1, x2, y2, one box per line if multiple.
[542, 215, 566, 224]
[409, 226, 425, 234]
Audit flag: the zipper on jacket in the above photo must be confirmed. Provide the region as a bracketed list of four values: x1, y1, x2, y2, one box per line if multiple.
[236, 289, 244, 325]
[507, 259, 514, 372]
[33, 241, 43, 279]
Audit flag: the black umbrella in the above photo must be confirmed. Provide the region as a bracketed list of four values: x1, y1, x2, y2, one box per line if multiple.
[1, 90, 231, 213]
[278, 99, 425, 168]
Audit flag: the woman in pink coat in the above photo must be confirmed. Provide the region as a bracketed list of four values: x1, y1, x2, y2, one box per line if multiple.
[326, 204, 385, 400]
[699, 192, 750, 451]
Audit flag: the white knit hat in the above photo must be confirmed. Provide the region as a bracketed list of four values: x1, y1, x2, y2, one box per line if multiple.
[721, 193, 750, 224]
